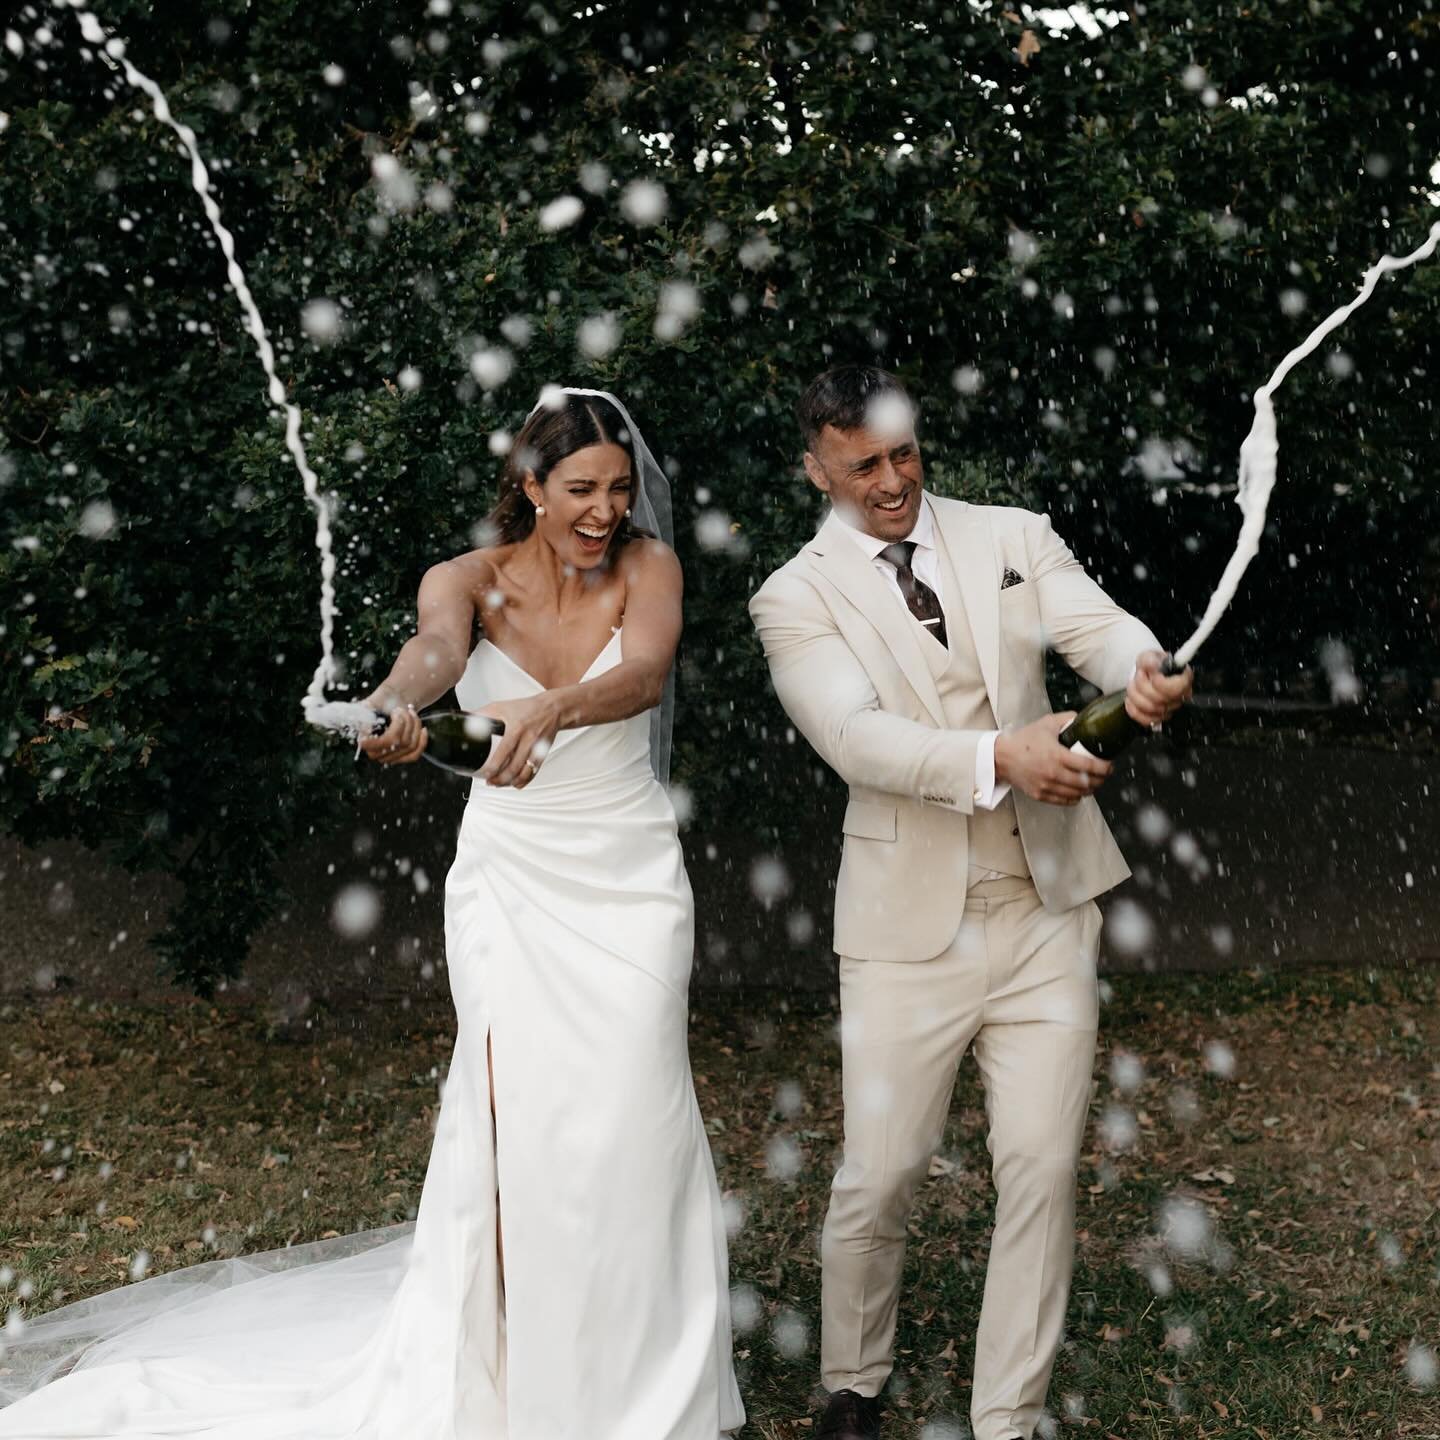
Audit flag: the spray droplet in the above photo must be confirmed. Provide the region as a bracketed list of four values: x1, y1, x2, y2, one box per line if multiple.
[770, 1307, 810, 1358]
[1159, 1195, 1215, 1259]
[469, 347, 513, 390]
[1406, 1343, 1438, 1391]
[765, 1134, 802, 1180]
[577, 313, 620, 359]
[1099, 1104, 1138, 1152]
[1202, 1040, 1236, 1079]
[1105, 899, 1154, 957]
[749, 855, 790, 907]
[730, 1284, 763, 1333]
[332, 883, 381, 940]
[619, 178, 667, 226]
[77, 500, 117, 539]
[1109, 1052, 1144, 1097]
[300, 298, 343, 344]
[539, 195, 584, 232]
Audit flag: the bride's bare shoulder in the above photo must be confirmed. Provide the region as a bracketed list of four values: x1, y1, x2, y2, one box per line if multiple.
[430, 546, 514, 594]
[618, 535, 681, 584]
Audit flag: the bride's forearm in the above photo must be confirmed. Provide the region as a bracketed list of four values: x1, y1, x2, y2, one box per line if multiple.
[549, 659, 668, 731]
[366, 634, 468, 711]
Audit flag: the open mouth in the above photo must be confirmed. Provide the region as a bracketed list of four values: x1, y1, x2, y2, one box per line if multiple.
[574, 523, 611, 554]
[874, 490, 911, 514]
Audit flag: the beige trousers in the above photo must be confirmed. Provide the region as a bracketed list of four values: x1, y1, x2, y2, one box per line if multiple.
[821, 877, 1101, 1440]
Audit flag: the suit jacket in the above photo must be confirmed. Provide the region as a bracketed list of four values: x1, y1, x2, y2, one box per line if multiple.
[748, 495, 1161, 961]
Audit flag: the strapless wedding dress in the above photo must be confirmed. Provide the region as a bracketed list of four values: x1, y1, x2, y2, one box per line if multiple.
[0, 629, 744, 1440]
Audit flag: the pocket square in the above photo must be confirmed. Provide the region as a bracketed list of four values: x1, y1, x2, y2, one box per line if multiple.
[1001, 567, 1026, 590]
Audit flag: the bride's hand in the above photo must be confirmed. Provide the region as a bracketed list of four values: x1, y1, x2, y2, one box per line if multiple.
[357, 694, 428, 765]
[478, 693, 562, 789]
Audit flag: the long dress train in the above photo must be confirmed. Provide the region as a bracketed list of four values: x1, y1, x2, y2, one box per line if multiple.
[0, 628, 745, 1439]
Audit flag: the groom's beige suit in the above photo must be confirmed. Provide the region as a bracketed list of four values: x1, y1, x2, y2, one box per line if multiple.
[749, 493, 1159, 1440]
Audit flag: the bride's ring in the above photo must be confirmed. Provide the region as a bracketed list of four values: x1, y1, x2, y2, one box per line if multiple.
[523, 758, 539, 777]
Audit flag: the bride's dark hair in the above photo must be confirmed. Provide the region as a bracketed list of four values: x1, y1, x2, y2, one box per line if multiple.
[484, 392, 653, 547]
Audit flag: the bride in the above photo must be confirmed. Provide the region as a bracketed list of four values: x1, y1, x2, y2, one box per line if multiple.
[0, 387, 746, 1440]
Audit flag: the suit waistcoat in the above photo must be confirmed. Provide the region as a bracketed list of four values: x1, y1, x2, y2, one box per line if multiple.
[928, 527, 1030, 878]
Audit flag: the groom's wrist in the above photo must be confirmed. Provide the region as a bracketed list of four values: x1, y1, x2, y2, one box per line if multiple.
[992, 731, 1012, 786]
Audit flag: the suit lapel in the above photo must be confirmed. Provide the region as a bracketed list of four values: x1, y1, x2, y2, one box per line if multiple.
[806, 510, 947, 728]
[932, 497, 1001, 710]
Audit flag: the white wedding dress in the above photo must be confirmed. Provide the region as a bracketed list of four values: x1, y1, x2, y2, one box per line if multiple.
[0, 628, 745, 1440]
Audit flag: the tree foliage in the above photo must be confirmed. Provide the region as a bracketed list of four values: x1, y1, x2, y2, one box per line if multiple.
[2, 0, 1437, 991]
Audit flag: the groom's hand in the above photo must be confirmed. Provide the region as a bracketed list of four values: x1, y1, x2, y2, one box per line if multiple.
[994, 714, 1113, 806]
[1126, 649, 1193, 727]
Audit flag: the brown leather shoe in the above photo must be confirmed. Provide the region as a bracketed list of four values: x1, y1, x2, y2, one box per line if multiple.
[816, 1388, 881, 1439]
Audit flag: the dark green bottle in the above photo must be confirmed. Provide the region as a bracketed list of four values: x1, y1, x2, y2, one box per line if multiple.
[375, 709, 506, 778]
[1056, 655, 1181, 760]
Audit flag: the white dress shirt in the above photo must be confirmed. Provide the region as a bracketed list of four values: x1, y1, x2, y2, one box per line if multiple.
[833, 500, 1010, 812]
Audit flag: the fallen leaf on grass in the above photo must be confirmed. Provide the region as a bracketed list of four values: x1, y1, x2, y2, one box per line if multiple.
[1332, 1317, 1371, 1340]
[1191, 1167, 1236, 1184]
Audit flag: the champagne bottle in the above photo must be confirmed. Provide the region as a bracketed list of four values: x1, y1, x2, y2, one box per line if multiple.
[1057, 654, 1182, 760]
[373, 709, 506, 778]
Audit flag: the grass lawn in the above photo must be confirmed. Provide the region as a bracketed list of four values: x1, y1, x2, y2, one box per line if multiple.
[2, 963, 1438, 1437]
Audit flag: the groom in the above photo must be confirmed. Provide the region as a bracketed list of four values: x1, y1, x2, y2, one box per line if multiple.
[748, 366, 1192, 1440]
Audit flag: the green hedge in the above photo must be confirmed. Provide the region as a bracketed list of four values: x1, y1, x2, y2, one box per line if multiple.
[2, 1, 1437, 991]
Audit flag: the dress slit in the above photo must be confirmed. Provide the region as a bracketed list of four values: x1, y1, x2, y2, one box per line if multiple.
[486, 1027, 504, 1296]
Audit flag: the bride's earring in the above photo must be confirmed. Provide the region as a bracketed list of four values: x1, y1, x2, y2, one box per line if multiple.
[535, 504, 546, 516]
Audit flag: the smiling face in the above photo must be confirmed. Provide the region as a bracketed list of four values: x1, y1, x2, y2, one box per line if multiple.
[523, 441, 633, 569]
[804, 419, 924, 543]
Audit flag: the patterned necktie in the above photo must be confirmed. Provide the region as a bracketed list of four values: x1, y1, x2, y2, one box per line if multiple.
[880, 541, 948, 649]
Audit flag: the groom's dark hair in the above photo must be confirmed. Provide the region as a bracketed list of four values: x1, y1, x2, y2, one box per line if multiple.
[796, 365, 912, 449]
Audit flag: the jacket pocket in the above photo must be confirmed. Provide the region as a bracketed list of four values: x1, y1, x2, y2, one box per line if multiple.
[842, 800, 898, 842]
